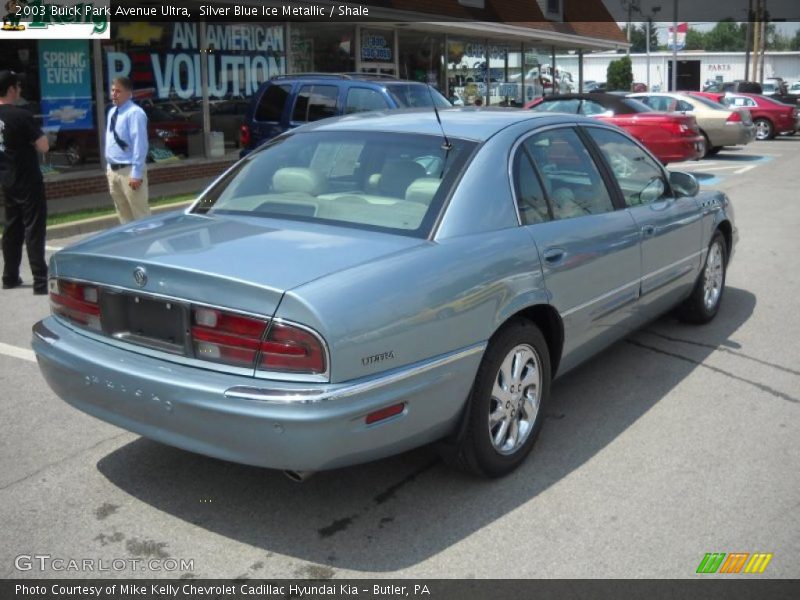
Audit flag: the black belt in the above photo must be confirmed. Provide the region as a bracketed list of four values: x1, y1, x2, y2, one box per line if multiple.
[108, 163, 131, 171]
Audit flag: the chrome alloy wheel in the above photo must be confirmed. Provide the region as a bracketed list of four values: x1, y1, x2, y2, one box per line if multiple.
[755, 119, 772, 140]
[703, 240, 724, 311]
[488, 344, 542, 455]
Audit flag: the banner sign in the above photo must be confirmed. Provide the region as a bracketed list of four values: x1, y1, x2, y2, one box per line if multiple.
[667, 22, 688, 51]
[38, 39, 93, 130]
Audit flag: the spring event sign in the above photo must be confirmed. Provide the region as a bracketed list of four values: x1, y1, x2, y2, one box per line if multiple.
[38, 39, 93, 130]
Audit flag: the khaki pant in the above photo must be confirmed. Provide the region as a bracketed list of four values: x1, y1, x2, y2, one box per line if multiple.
[107, 165, 150, 224]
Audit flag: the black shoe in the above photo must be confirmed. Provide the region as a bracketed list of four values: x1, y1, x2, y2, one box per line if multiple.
[33, 287, 48, 296]
[2, 277, 23, 290]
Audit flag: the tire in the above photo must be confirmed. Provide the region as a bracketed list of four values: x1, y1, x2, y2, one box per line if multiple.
[65, 140, 84, 165]
[449, 319, 551, 478]
[700, 132, 712, 158]
[707, 146, 722, 156]
[678, 231, 727, 324]
[754, 118, 774, 140]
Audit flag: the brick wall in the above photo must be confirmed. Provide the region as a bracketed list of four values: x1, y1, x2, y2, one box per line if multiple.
[43, 159, 237, 201]
[1, 158, 236, 204]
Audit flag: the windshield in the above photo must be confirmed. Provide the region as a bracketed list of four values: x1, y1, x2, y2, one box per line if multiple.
[192, 131, 476, 237]
[385, 85, 453, 108]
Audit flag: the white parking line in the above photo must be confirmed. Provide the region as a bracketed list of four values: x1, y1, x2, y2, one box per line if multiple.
[0, 342, 36, 363]
[734, 165, 757, 175]
[45, 245, 63, 252]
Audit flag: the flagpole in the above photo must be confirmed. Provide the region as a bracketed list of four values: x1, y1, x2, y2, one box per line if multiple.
[671, 0, 678, 91]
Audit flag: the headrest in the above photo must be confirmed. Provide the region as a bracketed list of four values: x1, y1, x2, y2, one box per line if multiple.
[404, 177, 441, 205]
[272, 168, 324, 195]
[377, 159, 427, 198]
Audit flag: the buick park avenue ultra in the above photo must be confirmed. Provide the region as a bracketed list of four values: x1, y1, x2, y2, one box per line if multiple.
[32, 109, 736, 479]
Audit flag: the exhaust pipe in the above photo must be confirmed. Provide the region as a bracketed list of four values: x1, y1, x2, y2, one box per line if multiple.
[283, 469, 315, 483]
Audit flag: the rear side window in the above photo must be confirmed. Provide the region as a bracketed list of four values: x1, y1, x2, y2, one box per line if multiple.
[513, 150, 551, 225]
[254, 84, 291, 122]
[292, 85, 338, 122]
[345, 88, 390, 114]
[523, 128, 614, 220]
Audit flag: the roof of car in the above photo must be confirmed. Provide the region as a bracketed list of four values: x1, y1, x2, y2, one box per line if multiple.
[292, 108, 579, 142]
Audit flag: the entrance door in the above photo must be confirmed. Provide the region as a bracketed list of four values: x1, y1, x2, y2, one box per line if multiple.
[668, 60, 701, 91]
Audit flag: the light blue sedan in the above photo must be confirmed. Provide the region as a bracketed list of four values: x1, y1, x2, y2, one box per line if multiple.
[32, 109, 736, 479]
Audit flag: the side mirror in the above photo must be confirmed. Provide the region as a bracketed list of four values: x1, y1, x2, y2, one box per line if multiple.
[669, 171, 699, 198]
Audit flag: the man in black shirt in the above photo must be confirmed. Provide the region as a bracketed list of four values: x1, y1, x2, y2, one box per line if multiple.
[0, 70, 49, 294]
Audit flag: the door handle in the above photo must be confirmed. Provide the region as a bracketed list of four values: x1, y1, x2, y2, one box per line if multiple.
[543, 248, 566, 264]
[641, 225, 656, 236]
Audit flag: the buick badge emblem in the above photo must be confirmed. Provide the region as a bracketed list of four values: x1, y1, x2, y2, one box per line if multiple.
[133, 267, 148, 287]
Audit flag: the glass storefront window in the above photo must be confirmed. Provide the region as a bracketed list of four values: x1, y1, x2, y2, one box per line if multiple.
[447, 38, 487, 106]
[360, 28, 395, 76]
[290, 23, 355, 74]
[398, 31, 444, 90]
[486, 42, 522, 106]
[100, 22, 285, 161]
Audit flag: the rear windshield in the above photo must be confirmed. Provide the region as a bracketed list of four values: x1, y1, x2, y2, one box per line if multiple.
[688, 95, 728, 110]
[192, 131, 476, 238]
[385, 85, 452, 108]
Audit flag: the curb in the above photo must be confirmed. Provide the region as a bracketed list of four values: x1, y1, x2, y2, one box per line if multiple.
[45, 201, 193, 240]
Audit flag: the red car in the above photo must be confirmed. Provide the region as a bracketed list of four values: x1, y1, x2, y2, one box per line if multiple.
[525, 93, 704, 164]
[718, 93, 798, 139]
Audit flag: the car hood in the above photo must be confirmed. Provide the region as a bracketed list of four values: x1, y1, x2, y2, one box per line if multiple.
[52, 211, 427, 318]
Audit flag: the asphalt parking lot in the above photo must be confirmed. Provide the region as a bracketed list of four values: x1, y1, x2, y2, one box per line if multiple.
[1, 135, 798, 580]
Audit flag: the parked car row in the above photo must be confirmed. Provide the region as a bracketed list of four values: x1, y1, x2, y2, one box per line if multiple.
[689, 91, 799, 139]
[524, 93, 707, 164]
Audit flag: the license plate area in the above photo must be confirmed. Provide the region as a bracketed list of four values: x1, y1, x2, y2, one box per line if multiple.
[100, 291, 190, 355]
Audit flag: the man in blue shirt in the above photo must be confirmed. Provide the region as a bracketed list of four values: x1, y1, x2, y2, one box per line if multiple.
[105, 76, 149, 223]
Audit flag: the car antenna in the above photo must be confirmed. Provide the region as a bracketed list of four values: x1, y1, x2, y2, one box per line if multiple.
[427, 85, 452, 151]
[426, 85, 451, 179]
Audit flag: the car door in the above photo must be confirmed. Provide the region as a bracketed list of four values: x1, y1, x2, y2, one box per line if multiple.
[249, 83, 292, 147]
[583, 125, 702, 320]
[513, 126, 641, 374]
[288, 84, 339, 129]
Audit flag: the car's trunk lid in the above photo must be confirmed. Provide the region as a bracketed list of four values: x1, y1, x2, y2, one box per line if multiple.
[53, 211, 426, 318]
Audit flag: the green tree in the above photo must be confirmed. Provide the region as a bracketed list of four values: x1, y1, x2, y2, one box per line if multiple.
[607, 55, 633, 91]
[684, 28, 706, 50]
[629, 20, 661, 53]
[793, 29, 800, 51]
[704, 20, 747, 51]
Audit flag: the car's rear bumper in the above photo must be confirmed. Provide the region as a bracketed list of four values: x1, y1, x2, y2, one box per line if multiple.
[655, 135, 705, 163]
[717, 123, 756, 146]
[32, 317, 483, 471]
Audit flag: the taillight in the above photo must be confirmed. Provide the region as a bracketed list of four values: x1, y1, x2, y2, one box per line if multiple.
[49, 278, 101, 331]
[726, 111, 742, 123]
[660, 120, 693, 136]
[190, 308, 327, 375]
[258, 322, 326, 375]
[239, 124, 251, 148]
[191, 307, 268, 368]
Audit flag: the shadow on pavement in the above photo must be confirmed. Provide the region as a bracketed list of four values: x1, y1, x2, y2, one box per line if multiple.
[96, 288, 767, 572]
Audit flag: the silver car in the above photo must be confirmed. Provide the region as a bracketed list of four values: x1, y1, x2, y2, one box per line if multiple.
[32, 109, 737, 479]
[629, 92, 755, 156]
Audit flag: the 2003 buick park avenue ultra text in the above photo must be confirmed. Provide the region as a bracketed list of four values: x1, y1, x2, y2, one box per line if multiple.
[32, 109, 737, 479]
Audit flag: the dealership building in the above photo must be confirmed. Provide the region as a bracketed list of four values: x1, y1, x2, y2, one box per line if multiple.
[0, 0, 627, 206]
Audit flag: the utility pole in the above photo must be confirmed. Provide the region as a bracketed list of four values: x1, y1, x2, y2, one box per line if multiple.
[744, 0, 752, 81]
[751, 0, 761, 83]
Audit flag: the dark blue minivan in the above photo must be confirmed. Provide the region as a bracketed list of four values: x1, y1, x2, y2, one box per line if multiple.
[239, 73, 451, 156]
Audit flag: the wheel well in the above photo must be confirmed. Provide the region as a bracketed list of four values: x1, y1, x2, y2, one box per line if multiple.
[506, 304, 564, 377]
[717, 220, 733, 259]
